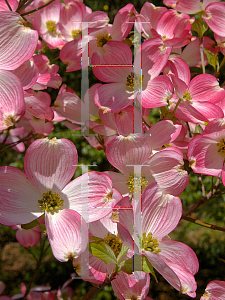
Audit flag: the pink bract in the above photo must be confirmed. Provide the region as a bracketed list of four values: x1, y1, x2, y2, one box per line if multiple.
[201, 280, 225, 300]
[0, 70, 25, 131]
[0, 11, 38, 70]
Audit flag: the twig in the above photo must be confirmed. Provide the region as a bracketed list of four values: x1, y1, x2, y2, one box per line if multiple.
[50, 56, 60, 63]
[1, 129, 10, 147]
[21, 0, 55, 16]
[182, 215, 225, 232]
[142, 117, 151, 129]
[22, 234, 48, 300]
[4, 0, 12, 10]
[211, 176, 213, 195]
[25, 248, 38, 263]
[0, 132, 35, 155]
[217, 56, 225, 75]
[171, 98, 182, 117]
[198, 176, 205, 197]
[95, 134, 105, 151]
[16, 0, 34, 13]
[81, 272, 116, 300]
[200, 42, 205, 74]
[183, 178, 221, 216]
[82, 286, 102, 300]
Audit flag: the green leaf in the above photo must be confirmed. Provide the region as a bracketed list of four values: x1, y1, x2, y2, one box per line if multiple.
[203, 49, 219, 72]
[89, 241, 117, 264]
[120, 254, 142, 274]
[120, 257, 134, 274]
[89, 236, 102, 242]
[38, 224, 46, 232]
[123, 38, 132, 48]
[194, 124, 202, 134]
[142, 255, 158, 282]
[21, 219, 41, 230]
[117, 244, 128, 264]
[192, 19, 208, 39]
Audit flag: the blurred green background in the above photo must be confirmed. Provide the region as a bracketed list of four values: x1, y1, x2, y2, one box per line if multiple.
[0, 0, 225, 299]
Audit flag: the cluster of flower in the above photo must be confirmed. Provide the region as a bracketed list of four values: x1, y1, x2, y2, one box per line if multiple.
[0, 278, 76, 300]
[1, 0, 225, 299]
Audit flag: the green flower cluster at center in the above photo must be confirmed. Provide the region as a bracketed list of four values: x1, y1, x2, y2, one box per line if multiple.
[72, 29, 81, 39]
[96, 33, 112, 47]
[38, 190, 64, 214]
[141, 232, 161, 253]
[217, 138, 225, 154]
[46, 20, 57, 34]
[126, 72, 144, 91]
[183, 91, 192, 101]
[126, 173, 148, 193]
[104, 232, 122, 257]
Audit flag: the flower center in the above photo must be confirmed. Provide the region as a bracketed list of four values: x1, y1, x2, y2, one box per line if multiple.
[38, 190, 64, 214]
[183, 91, 192, 101]
[72, 29, 81, 39]
[141, 232, 161, 253]
[217, 138, 225, 154]
[102, 188, 114, 204]
[130, 296, 138, 300]
[96, 33, 112, 47]
[202, 290, 211, 300]
[104, 232, 122, 257]
[126, 173, 148, 193]
[129, 11, 135, 19]
[180, 285, 191, 294]
[3, 114, 17, 128]
[126, 72, 144, 91]
[46, 20, 56, 34]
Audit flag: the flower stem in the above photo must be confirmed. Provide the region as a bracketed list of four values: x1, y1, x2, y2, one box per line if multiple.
[21, 0, 55, 16]
[81, 272, 117, 300]
[218, 56, 225, 75]
[182, 215, 225, 232]
[183, 178, 221, 216]
[200, 43, 205, 74]
[0, 132, 35, 156]
[16, 0, 35, 14]
[22, 234, 48, 300]
[82, 286, 102, 300]
[4, 0, 12, 10]
[171, 98, 182, 117]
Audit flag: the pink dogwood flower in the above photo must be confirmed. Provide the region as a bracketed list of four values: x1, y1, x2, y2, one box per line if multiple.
[203, 2, 225, 37]
[31, 0, 65, 49]
[139, 4, 193, 48]
[105, 134, 189, 197]
[93, 40, 173, 112]
[0, 137, 121, 261]
[59, 3, 135, 72]
[111, 271, 150, 300]
[163, 0, 202, 14]
[170, 73, 225, 122]
[201, 280, 225, 300]
[31, 54, 62, 90]
[114, 182, 198, 297]
[187, 128, 225, 186]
